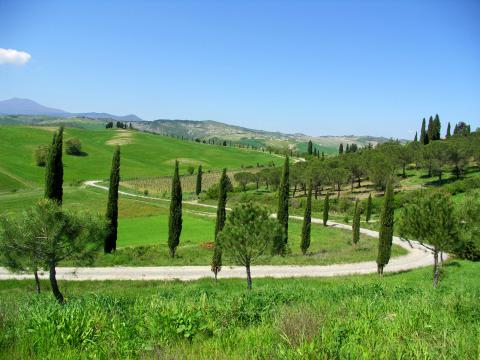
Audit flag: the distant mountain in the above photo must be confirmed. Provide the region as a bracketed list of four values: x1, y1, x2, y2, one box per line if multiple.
[0, 98, 143, 122]
[0, 98, 68, 116]
[133, 119, 396, 153]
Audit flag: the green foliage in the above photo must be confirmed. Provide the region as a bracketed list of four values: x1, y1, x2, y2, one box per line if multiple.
[1, 262, 480, 358]
[274, 156, 289, 254]
[168, 161, 182, 258]
[352, 200, 361, 245]
[195, 165, 202, 195]
[218, 202, 283, 288]
[0, 200, 105, 302]
[105, 146, 120, 253]
[34, 145, 49, 167]
[44, 127, 64, 204]
[455, 192, 480, 261]
[376, 180, 394, 275]
[323, 193, 329, 226]
[65, 137, 82, 156]
[212, 169, 229, 278]
[365, 193, 372, 223]
[234, 171, 255, 191]
[300, 182, 312, 255]
[399, 191, 459, 287]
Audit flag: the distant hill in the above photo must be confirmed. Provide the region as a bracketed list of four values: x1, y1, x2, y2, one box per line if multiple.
[133, 119, 396, 153]
[0, 98, 399, 153]
[0, 98, 143, 122]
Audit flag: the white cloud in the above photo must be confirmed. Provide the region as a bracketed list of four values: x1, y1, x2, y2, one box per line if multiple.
[0, 48, 32, 65]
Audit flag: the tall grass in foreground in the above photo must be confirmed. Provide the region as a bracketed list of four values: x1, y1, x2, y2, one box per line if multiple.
[0, 261, 479, 359]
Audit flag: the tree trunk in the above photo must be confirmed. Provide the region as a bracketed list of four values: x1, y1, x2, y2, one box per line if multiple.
[34, 269, 41, 294]
[314, 186, 318, 200]
[357, 178, 361, 188]
[246, 263, 252, 290]
[377, 264, 384, 276]
[440, 251, 444, 267]
[337, 183, 341, 198]
[351, 179, 354, 191]
[293, 185, 297, 197]
[433, 250, 440, 288]
[49, 263, 64, 303]
[402, 164, 406, 178]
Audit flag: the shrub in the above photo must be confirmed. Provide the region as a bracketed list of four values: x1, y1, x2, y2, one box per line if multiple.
[65, 138, 82, 156]
[34, 145, 49, 167]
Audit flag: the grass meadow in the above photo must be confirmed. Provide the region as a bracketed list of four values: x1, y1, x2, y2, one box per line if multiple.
[0, 260, 478, 359]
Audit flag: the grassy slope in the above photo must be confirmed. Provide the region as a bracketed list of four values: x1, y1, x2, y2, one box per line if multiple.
[0, 125, 282, 190]
[0, 186, 405, 266]
[0, 260, 478, 359]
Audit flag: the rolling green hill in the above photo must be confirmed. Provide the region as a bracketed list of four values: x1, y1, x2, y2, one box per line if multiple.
[0, 125, 282, 192]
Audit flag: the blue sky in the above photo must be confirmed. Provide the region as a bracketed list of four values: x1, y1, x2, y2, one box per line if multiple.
[0, 0, 479, 138]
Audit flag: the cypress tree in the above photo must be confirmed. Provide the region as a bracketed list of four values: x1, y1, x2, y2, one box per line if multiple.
[365, 193, 373, 223]
[212, 168, 228, 279]
[413, 132, 418, 142]
[307, 140, 313, 155]
[420, 118, 427, 145]
[300, 181, 312, 255]
[352, 199, 361, 245]
[195, 165, 203, 196]
[105, 145, 120, 253]
[376, 179, 394, 275]
[321, 152, 325, 161]
[433, 114, 441, 140]
[323, 192, 329, 226]
[427, 116, 434, 143]
[44, 126, 64, 204]
[446, 122, 451, 138]
[168, 160, 182, 258]
[274, 156, 289, 254]
[339, 143, 344, 154]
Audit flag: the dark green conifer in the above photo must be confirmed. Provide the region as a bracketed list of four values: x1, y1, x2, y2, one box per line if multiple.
[273, 156, 289, 254]
[376, 179, 394, 275]
[339, 143, 344, 154]
[427, 116, 434, 142]
[365, 193, 373, 223]
[323, 192, 329, 226]
[446, 122, 451, 138]
[420, 118, 427, 145]
[44, 127, 64, 204]
[300, 181, 312, 255]
[212, 168, 228, 279]
[307, 140, 313, 155]
[195, 165, 203, 196]
[105, 145, 120, 253]
[352, 199, 361, 245]
[168, 160, 182, 258]
[433, 114, 441, 140]
[414, 132, 418, 142]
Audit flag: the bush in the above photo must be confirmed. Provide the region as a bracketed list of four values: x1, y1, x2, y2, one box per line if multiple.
[65, 138, 82, 156]
[187, 166, 195, 175]
[34, 145, 49, 167]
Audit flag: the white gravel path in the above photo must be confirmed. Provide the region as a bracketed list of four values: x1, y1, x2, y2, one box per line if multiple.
[0, 181, 435, 281]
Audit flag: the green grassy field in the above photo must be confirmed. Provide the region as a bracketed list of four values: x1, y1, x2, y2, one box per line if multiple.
[1, 260, 478, 359]
[0, 126, 282, 191]
[0, 186, 405, 266]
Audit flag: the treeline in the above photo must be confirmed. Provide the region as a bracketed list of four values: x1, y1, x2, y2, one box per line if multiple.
[105, 121, 133, 129]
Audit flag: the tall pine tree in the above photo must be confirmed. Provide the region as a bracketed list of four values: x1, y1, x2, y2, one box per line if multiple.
[427, 116, 434, 143]
[168, 160, 182, 258]
[44, 126, 64, 204]
[446, 122, 451, 138]
[195, 165, 203, 196]
[352, 199, 361, 245]
[274, 155, 289, 254]
[420, 118, 427, 145]
[105, 145, 120, 253]
[433, 114, 441, 140]
[300, 181, 312, 255]
[339, 143, 344, 154]
[376, 179, 394, 275]
[307, 140, 313, 155]
[212, 168, 228, 279]
[413, 132, 418, 142]
[365, 193, 373, 223]
[323, 192, 329, 226]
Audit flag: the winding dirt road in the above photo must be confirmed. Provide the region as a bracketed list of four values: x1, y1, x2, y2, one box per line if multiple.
[0, 181, 435, 281]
